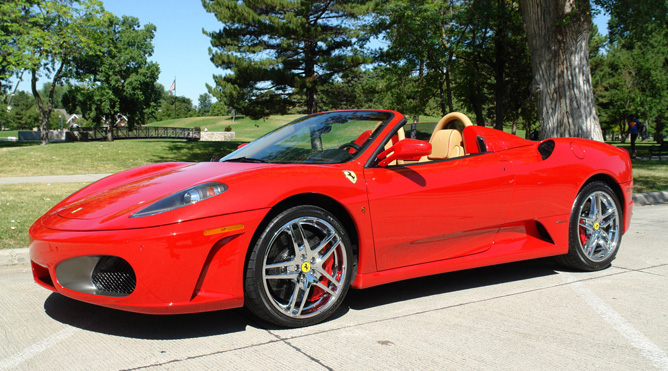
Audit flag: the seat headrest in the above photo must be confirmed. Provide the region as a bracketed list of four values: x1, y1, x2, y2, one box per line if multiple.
[429, 129, 463, 160]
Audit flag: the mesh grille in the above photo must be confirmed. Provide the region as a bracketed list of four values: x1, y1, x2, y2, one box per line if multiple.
[92, 256, 136, 295]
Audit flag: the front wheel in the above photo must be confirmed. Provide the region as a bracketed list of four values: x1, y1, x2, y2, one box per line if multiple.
[244, 205, 353, 327]
[557, 181, 622, 271]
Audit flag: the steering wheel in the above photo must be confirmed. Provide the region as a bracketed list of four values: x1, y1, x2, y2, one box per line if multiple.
[339, 142, 361, 152]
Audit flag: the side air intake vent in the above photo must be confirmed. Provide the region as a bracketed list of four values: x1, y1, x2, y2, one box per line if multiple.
[537, 140, 555, 160]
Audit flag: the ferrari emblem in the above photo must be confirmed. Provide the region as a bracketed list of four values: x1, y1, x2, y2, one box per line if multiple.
[301, 262, 311, 273]
[594, 222, 600, 230]
[343, 170, 357, 184]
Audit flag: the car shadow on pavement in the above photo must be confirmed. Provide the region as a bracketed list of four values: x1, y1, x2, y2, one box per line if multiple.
[43, 258, 558, 338]
[44, 294, 250, 339]
[344, 258, 559, 310]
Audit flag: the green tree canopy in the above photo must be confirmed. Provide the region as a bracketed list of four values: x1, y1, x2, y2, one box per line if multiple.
[198, 93, 213, 115]
[202, 0, 371, 119]
[154, 94, 196, 121]
[594, 0, 668, 141]
[63, 14, 161, 139]
[3, 0, 107, 144]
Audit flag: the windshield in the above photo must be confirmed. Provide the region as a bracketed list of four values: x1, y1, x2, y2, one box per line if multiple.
[221, 111, 393, 164]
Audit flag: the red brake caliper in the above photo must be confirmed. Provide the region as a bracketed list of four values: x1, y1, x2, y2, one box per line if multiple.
[309, 246, 336, 303]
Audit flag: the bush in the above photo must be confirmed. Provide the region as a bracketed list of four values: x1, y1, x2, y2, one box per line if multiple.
[224, 125, 232, 132]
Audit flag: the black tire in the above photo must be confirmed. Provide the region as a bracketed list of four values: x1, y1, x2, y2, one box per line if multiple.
[556, 181, 623, 271]
[244, 205, 353, 327]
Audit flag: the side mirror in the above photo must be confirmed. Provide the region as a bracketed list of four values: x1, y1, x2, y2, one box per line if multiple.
[377, 139, 432, 167]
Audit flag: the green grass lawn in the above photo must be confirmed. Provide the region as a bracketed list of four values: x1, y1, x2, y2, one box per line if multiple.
[630, 160, 668, 193]
[146, 115, 301, 141]
[0, 183, 89, 249]
[0, 130, 19, 138]
[0, 139, 241, 177]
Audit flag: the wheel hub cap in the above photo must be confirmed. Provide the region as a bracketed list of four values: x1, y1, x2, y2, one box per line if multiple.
[577, 191, 620, 262]
[262, 216, 347, 319]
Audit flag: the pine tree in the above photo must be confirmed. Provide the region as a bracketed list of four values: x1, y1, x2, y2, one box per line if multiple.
[202, 0, 371, 119]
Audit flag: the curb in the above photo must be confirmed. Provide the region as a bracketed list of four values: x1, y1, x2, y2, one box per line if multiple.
[3, 191, 667, 269]
[0, 247, 29, 268]
[632, 190, 668, 206]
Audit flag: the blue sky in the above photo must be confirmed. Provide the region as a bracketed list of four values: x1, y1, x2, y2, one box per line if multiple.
[103, 0, 221, 104]
[16, 1, 610, 106]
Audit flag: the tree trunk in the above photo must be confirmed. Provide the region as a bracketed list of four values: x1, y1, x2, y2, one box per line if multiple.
[106, 120, 113, 142]
[31, 70, 50, 145]
[304, 41, 318, 114]
[656, 118, 665, 144]
[493, 0, 507, 131]
[439, 79, 447, 116]
[472, 60, 485, 126]
[518, 0, 603, 141]
[445, 64, 454, 113]
[31, 62, 64, 145]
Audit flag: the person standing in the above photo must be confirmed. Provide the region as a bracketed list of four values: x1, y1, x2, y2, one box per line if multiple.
[627, 116, 641, 159]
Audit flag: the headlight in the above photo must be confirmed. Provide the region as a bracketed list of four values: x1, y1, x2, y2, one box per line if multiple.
[131, 182, 227, 218]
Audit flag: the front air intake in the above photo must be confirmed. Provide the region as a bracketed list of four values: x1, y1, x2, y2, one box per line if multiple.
[92, 256, 136, 296]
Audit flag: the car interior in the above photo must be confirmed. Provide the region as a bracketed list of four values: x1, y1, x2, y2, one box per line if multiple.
[383, 112, 477, 166]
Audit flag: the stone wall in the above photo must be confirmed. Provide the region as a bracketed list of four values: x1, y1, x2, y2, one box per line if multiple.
[18, 130, 68, 142]
[199, 131, 236, 141]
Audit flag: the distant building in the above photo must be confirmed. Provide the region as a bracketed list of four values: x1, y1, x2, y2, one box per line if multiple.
[115, 114, 128, 127]
[53, 109, 81, 128]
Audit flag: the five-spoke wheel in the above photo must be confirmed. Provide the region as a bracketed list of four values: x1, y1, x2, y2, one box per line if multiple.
[558, 181, 622, 271]
[245, 206, 353, 327]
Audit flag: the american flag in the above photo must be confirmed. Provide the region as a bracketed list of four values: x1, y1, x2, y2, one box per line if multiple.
[168, 80, 176, 95]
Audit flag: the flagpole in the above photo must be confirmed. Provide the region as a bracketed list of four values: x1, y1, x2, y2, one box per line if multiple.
[172, 77, 176, 119]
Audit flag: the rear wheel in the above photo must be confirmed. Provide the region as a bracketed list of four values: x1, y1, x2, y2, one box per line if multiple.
[245, 205, 353, 327]
[557, 181, 622, 271]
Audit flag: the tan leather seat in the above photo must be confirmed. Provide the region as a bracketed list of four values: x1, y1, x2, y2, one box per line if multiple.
[428, 129, 464, 160]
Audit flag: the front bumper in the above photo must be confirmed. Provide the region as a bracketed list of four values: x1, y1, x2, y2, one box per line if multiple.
[29, 208, 268, 314]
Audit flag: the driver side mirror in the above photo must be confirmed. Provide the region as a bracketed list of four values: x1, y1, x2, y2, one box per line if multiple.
[377, 139, 432, 167]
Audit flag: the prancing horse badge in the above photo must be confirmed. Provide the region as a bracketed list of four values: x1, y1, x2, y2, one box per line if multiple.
[343, 170, 357, 184]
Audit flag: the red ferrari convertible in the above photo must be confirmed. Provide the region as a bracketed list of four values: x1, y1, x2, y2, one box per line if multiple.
[29, 110, 633, 327]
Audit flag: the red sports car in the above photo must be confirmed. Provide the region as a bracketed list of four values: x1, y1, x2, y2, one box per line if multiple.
[29, 110, 633, 327]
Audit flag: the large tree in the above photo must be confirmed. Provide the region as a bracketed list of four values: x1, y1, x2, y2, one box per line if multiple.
[198, 93, 213, 116]
[4, 0, 107, 144]
[371, 0, 467, 121]
[202, 0, 371, 119]
[599, 0, 668, 142]
[64, 14, 161, 140]
[518, 0, 603, 141]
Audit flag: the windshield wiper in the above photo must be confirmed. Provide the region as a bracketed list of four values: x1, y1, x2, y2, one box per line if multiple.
[223, 157, 267, 163]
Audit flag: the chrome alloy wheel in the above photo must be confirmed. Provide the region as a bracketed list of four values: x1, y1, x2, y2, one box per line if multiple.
[261, 216, 348, 319]
[576, 190, 620, 262]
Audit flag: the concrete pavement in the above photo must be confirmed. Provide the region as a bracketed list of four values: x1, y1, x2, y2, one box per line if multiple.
[0, 204, 667, 370]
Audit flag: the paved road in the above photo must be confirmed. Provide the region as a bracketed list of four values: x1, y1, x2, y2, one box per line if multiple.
[1, 205, 667, 370]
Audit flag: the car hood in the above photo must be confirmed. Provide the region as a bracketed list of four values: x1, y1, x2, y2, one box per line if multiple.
[37, 160, 368, 232]
[41, 162, 272, 230]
